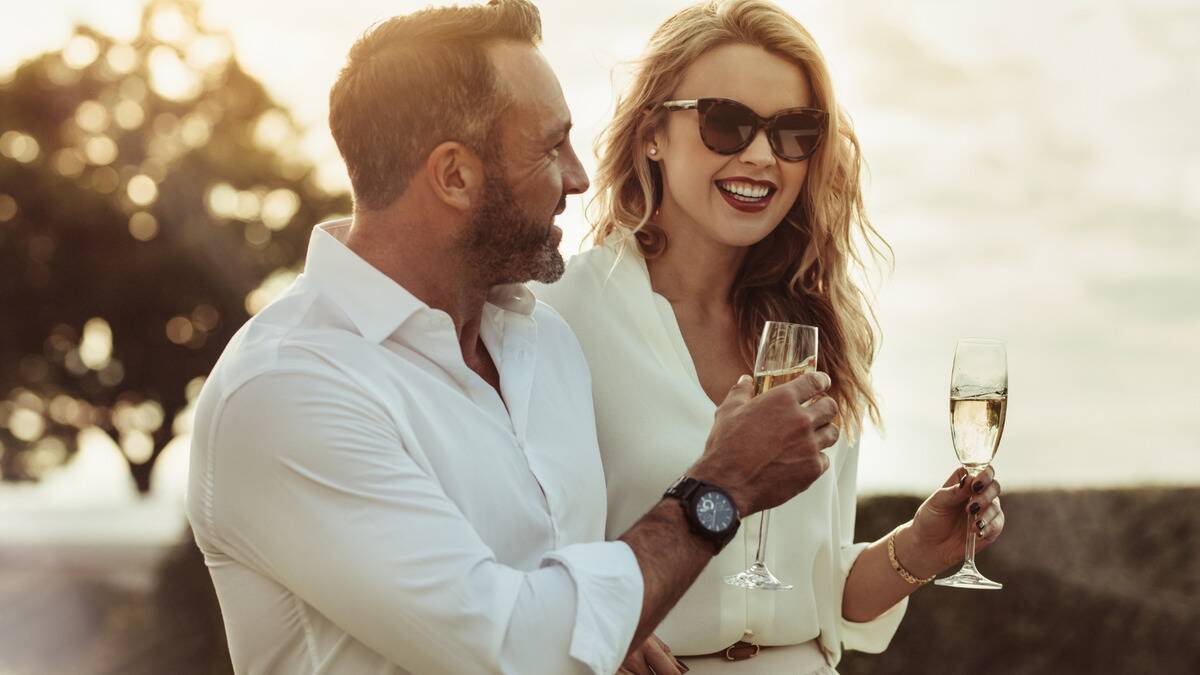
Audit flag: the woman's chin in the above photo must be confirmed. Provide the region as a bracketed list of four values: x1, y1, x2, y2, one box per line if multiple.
[710, 218, 781, 249]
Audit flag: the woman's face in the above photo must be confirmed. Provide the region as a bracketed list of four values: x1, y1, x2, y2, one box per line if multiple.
[653, 43, 816, 250]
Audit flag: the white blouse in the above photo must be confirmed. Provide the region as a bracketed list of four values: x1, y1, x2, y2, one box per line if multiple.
[535, 239, 906, 664]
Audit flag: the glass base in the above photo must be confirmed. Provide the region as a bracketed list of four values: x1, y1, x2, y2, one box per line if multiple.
[724, 562, 794, 591]
[933, 562, 1002, 590]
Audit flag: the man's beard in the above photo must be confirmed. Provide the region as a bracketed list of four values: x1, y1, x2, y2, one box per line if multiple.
[463, 164, 565, 286]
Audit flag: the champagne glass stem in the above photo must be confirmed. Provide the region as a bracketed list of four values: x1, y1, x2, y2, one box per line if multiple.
[963, 510, 976, 568]
[754, 509, 772, 564]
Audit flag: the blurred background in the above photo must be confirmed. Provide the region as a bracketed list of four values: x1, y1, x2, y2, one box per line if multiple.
[0, 0, 1196, 673]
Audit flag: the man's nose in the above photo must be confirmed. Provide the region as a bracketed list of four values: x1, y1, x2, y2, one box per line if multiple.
[562, 144, 590, 196]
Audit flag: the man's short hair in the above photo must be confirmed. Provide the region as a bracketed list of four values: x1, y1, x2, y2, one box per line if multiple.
[329, 0, 542, 211]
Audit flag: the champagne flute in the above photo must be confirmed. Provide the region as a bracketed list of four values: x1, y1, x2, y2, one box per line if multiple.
[724, 322, 819, 591]
[934, 338, 1007, 590]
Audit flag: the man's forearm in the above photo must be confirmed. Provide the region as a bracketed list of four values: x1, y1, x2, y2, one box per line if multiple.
[617, 499, 715, 656]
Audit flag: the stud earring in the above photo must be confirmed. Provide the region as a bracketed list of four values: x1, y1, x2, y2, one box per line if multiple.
[648, 146, 658, 157]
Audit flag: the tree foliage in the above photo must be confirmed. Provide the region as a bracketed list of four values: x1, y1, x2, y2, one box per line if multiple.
[0, 0, 350, 492]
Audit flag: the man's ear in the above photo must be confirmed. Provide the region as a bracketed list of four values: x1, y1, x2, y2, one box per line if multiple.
[424, 141, 485, 212]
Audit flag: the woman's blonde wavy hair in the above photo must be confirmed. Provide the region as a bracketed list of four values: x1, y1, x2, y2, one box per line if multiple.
[589, 0, 891, 437]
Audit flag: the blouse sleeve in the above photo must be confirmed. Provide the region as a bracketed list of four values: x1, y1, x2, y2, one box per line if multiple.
[835, 436, 909, 653]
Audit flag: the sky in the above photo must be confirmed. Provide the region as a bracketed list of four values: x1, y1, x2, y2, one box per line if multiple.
[1, 0, 1198, 497]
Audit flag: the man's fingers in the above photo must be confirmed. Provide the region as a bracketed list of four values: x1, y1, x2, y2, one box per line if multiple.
[643, 634, 681, 667]
[619, 644, 654, 675]
[643, 640, 681, 675]
[778, 371, 831, 405]
[805, 395, 838, 428]
[815, 422, 840, 451]
[621, 660, 652, 675]
[622, 637, 681, 675]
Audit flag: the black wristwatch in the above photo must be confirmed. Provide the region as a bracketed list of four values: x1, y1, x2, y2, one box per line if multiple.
[663, 476, 741, 554]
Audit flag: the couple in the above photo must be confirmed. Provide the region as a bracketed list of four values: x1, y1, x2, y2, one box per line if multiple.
[185, 1, 1006, 673]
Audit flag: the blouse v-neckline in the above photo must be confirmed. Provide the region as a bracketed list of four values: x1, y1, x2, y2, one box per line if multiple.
[620, 245, 719, 410]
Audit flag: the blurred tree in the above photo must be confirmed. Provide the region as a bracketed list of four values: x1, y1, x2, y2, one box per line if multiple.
[0, 0, 350, 492]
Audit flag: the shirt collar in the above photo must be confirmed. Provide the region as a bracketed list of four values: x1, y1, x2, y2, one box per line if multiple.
[302, 219, 537, 344]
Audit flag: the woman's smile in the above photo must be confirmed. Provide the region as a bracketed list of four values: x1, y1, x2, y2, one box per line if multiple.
[714, 176, 777, 213]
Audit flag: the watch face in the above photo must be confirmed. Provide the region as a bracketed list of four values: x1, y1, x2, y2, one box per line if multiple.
[694, 489, 735, 533]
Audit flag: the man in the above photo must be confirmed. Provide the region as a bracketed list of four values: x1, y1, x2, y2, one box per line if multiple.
[185, 1, 840, 674]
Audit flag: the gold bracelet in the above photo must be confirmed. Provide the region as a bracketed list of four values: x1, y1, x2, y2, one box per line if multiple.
[887, 529, 936, 585]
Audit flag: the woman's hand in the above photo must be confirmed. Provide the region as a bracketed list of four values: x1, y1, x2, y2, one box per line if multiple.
[618, 634, 686, 674]
[905, 466, 1006, 572]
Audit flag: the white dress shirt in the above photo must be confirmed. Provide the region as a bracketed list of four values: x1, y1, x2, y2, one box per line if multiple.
[534, 239, 906, 665]
[186, 219, 643, 675]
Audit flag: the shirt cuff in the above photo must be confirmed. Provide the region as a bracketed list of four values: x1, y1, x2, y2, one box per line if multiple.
[838, 542, 909, 653]
[541, 540, 644, 675]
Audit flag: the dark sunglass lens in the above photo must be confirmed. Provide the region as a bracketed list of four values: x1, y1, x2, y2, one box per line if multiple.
[701, 101, 757, 153]
[772, 112, 823, 160]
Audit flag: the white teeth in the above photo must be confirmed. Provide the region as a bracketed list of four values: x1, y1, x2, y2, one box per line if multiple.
[717, 180, 771, 199]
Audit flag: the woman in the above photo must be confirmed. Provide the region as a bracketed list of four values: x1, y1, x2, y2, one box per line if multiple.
[537, 1, 1006, 672]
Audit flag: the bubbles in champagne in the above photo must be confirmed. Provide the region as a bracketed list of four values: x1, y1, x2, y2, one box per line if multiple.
[950, 385, 1007, 471]
[753, 355, 816, 396]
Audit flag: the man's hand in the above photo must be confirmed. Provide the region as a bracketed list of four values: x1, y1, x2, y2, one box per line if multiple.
[691, 371, 838, 515]
[615, 372, 838, 659]
[618, 634, 685, 675]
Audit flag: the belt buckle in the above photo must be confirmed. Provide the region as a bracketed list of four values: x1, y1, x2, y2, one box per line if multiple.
[724, 640, 760, 661]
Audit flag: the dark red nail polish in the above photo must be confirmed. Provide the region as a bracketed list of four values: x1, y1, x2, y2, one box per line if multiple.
[958, 475, 967, 489]
[972, 481, 984, 493]
[676, 657, 690, 672]
[970, 502, 981, 514]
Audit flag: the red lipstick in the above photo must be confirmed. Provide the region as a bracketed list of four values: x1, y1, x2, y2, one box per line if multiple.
[715, 177, 776, 214]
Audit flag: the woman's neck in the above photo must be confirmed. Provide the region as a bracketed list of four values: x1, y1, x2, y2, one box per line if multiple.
[646, 212, 748, 315]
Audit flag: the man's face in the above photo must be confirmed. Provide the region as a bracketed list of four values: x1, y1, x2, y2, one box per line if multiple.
[464, 43, 588, 285]
[465, 158, 565, 285]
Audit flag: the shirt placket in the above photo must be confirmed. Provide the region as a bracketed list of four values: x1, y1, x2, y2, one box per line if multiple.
[489, 313, 560, 545]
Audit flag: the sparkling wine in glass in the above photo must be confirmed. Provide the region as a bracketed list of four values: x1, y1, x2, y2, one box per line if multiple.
[935, 338, 1007, 590]
[724, 322, 818, 591]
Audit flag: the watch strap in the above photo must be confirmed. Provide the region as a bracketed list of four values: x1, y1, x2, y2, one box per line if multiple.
[663, 476, 703, 501]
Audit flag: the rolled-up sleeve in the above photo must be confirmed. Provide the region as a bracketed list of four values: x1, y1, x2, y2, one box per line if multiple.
[541, 542, 643, 673]
[835, 438, 908, 653]
[197, 367, 642, 675]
